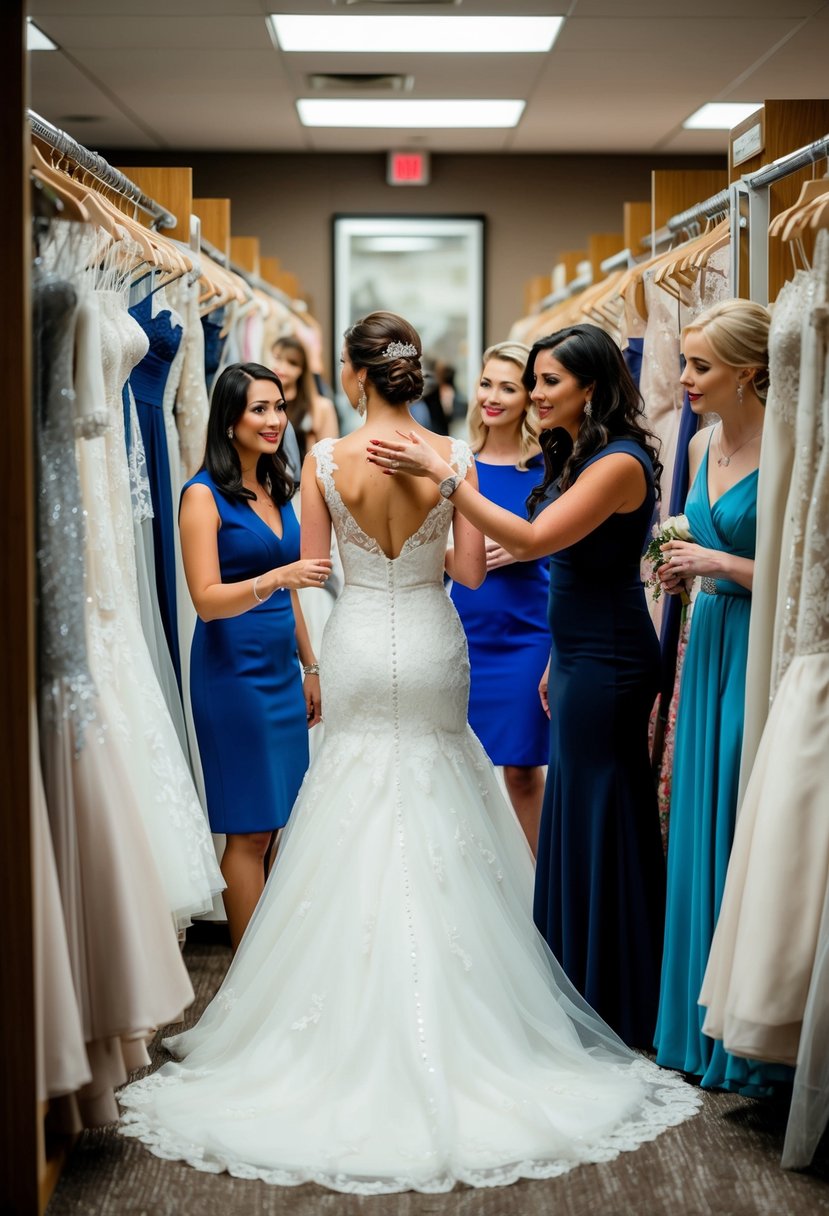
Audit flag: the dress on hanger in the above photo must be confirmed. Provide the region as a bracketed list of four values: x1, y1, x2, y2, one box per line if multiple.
[118, 436, 699, 1193]
[77, 286, 223, 931]
[35, 252, 196, 1129]
[183, 470, 310, 834]
[532, 440, 665, 1047]
[129, 288, 185, 684]
[700, 231, 829, 1070]
[654, 439, 790, 1093]
[737, 271, 813, 804]
[450, 455, 550, 768]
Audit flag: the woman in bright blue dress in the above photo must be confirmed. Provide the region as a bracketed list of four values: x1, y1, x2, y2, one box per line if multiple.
[450, 342, 550, 852]
[179, 363, 332, 949]
[654, 300, 791, 1092]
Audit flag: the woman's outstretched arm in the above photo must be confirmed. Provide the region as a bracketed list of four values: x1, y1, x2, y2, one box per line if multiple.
[367, 431, 645, 561]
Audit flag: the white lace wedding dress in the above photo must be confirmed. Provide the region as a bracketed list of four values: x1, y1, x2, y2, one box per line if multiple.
[119, 437, 699, 1193]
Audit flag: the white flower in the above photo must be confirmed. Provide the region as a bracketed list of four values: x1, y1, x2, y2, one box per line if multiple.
[662, 513, 692, 541]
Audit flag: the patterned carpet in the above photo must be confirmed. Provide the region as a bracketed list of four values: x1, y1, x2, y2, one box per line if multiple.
[46, 938, 829, 1216]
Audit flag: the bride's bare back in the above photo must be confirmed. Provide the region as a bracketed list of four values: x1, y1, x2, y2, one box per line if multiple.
[301, 419, 485, 588]
[323, 421, 455, 560]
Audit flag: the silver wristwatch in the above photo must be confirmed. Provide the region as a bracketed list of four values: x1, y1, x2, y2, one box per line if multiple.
[438, 473, 461, 499]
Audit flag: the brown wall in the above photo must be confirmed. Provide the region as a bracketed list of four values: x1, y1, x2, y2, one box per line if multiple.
[112, 150, 724, 374]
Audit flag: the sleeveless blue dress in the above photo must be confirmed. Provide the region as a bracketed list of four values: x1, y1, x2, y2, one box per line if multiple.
[654, 442, 792, 1093]
[533, 439, 665, 1046]
[450, 456, 551, 766]
[129, 292, 183, 684]
[183, 471, 309, 835]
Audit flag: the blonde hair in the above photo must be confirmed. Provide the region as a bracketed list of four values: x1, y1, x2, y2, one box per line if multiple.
[467, 341, 538, 469]
[682, 299, 771, 400]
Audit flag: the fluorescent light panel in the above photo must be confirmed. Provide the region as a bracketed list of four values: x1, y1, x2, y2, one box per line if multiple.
[296, 98, 525, 129]
[683, 102, 760, 130]
[270, 14, 563, 54]
[27, 19, 58, 51]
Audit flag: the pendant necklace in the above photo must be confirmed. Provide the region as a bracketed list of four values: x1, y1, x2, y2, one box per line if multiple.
[717, 424, 762, 468]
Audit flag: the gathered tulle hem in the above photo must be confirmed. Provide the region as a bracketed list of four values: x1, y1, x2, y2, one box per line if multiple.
[118, 1059, 700, 1195]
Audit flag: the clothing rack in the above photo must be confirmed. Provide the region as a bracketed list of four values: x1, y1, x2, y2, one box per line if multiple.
[27, 109, 177, 231]
[731, 132, 829, 303]
[535, 269, 592, 314]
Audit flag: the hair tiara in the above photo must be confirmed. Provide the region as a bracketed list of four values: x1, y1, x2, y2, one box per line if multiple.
[383, 341, 418, 360]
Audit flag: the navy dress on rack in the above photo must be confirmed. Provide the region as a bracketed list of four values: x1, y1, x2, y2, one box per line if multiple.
[129, 292, 183, 684]
[532, 439, 665, 1047]
[184, 471, 309, 835]
[450, 456, 550, 767]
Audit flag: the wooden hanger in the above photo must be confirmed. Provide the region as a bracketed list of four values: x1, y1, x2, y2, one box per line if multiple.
[769, 176, 829, 239]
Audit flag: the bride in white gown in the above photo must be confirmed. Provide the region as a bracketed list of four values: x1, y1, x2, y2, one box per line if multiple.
[119, 312, 699, 1193]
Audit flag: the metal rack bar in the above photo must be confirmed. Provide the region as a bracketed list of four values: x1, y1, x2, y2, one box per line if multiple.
[228, 258, 301, 309]
[27, 109, 177, 231]
[667, 188, 732, 234]
[745, 133, 829, 190]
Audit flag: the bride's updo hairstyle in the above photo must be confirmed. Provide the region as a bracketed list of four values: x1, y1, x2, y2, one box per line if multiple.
[682, 299, 771, 400]
[344, 311, 424, 405]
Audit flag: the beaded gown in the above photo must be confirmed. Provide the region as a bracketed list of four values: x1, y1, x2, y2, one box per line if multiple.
[119, 437, 699, 1193]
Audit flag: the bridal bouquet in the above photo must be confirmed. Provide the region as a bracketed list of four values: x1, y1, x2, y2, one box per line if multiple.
[645, 514, 693, 604]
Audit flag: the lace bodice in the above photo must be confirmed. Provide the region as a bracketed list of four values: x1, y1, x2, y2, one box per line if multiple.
[33, 270, 97, 747]
[774, 232, 829, 683]
[796, 235, 829, 658]
[312, 436, 473, 592]
[311, 436, 475, 742]
[767, 270, 815, 431]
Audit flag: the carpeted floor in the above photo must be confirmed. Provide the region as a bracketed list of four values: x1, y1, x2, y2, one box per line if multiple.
[46, 939, 829, 1216]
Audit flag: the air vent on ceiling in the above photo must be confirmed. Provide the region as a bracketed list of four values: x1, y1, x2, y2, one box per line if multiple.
[307, 72, 414, 92]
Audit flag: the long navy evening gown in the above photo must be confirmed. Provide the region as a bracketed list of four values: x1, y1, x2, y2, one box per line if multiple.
[532, 439, 665, 1046]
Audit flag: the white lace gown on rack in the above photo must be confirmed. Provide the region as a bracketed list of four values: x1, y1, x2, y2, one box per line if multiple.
[737, 267, 815, 803]
[119, 436, 698, 1194]
[700, 232, 829, 1067]
[86, 287, 223, 928]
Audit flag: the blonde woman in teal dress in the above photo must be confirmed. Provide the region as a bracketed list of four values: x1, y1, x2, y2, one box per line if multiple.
[655, 300, 790, 1092]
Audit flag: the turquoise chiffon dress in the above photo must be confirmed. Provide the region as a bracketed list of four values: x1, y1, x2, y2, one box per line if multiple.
[654, 438, 792, 1093]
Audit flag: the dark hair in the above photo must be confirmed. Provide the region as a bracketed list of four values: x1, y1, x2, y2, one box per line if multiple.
[344, 310, 424, 405]
[203, 362, 294, 506]
[272, 334, 316, 450]
[524, 325, 662, 517]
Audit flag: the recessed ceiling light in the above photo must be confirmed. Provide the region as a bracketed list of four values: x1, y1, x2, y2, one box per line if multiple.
[296, 98, 525, 128]
[27, 19, 58, 51]
[270, 14, 563, 54]
[683, 102, 761, 130]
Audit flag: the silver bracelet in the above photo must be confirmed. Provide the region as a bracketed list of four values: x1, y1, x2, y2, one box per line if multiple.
[302, 663, 320, 676]
[252, 575, 271, 603]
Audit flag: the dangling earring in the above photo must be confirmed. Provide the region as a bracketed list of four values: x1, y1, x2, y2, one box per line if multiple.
[736, 381, 744, 405]
[226, 426, 235, 439]
[583, 398, 593, 418]
[357, 379, 368, 417]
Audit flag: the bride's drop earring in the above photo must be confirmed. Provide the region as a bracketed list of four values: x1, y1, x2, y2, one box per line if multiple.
[357, 379, 368, 417]
[226, 426, 235, 439]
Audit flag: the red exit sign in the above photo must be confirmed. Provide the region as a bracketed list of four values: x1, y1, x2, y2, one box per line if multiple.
[387, 150, 431, 186]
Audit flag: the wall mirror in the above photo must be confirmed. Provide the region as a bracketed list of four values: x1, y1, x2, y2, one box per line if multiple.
[332, 214, 485, 425]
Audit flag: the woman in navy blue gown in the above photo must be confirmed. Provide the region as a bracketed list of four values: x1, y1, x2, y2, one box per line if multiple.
[450, 342, 550, 852]
[180, 363, 332, 949]
[368, 325, 666, 1047]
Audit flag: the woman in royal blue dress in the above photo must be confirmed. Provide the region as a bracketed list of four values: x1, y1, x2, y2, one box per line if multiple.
[369, 325, 666, 1046]
[179, 363, 332, 949]
[450, 342, 550, 852]
[654, 301, 791, 1092]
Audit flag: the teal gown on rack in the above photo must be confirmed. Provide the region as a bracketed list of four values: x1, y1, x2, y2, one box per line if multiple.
[654, 440, 792, 1093]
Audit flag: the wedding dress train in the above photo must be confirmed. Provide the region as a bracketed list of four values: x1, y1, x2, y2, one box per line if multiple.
[119, 437, 699, 1193]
